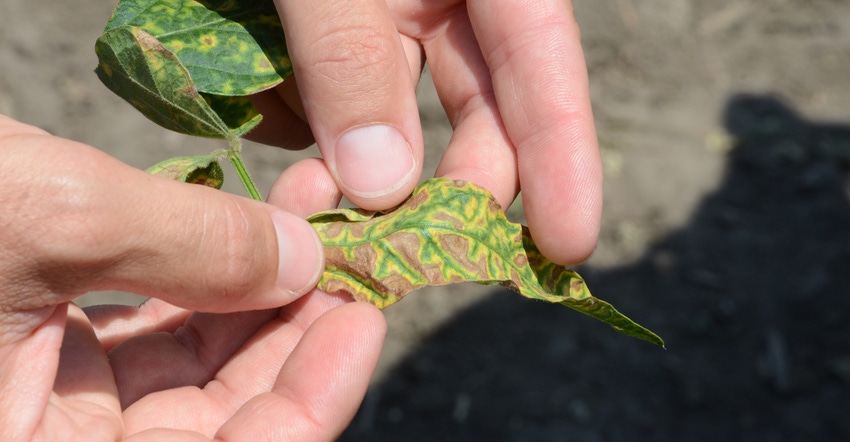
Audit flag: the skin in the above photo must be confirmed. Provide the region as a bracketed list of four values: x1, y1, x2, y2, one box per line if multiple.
[250, 0, 603, 265]
[0, 116, 385, 440]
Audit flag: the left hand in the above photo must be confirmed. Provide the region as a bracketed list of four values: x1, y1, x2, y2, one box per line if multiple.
[0, 117, 385, 440]
[88, 160, 384, 441]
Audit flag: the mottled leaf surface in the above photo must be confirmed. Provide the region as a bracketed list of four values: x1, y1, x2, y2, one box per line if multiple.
[202, 93, 263, 138]
[104, 0, 291, 96]
[95, 26, 261, 138]
[309, 179, 665, 347]
[147, 154, 224, 188]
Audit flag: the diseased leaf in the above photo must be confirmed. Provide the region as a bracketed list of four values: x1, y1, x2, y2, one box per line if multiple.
[104, 0, 291, 96]
[94, 26, 261, 138]
[202, 93, 263, 138]
[147, 154, 224, 189]
[309, 178, 665, 347]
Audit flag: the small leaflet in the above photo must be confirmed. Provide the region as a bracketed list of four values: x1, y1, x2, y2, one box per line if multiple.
[147, 155, 225, 189]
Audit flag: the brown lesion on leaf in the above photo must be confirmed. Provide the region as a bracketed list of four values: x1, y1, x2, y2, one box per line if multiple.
[345, 219, 371, 239]
[438, 233, 467, 259]
[487, 194, 504, 215]
[433, 211, 463, 230]
[321, 242, 424, 304]
[378, 274, 420, 299]
[318, 278, 349, 295]
[387, 231, 448, 285]
[176, 84, 199, 99]
[508, 268, 523, 288]
[201, 35, 217, 47]
[134, 28, 171, 55]
[521, 227, 547, 270]
[352, 244, 378, 275]
[386, 231, 421, 262]
[543, 266, 566, 293]
[335, 240, 421, 303]
[404, 186, 430, 211]
[323, 244, 375, 280]
[513, 253, 528, 269]
[438, 234, 489, 280]
[320, 222, 345, 241]
[414, 260, 444, 285]
[570, 278, 588, 298]
[316, 216, 375, 244]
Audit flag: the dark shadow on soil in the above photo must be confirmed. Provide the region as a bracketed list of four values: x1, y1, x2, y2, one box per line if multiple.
[340, 94, 850, 441]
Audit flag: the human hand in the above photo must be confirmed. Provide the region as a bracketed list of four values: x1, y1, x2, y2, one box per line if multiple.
[0, 116, 386, 440]
[249, 0, 602, 265]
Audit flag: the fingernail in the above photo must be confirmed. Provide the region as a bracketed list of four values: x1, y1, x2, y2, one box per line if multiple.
[271, 211, 324, 297]
[334, 124, 416, 197]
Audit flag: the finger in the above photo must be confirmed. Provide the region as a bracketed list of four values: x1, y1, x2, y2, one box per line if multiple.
[105, 160, 343, 411]
[120, 290, 352, 437]
[425, 8, 520, 210]
[469, 0, 603, 264]
[267, 157, 342, 218]
[0, 305, 66, 441]
[0, 304, 122, 441]
[109, 309, 279, 409]
[51, 304, 123, 439]
[87, 159, 340, 350]
[204, 291, 351, 411]
[215, 302, 386, 441]
[0, 123, 322, 313]
[274, 0, 424, 210]
[85, 299, 190, 351]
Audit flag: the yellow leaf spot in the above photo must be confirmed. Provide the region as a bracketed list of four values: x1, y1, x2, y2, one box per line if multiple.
[169, 40, 186, 52]
[99, 62, 113, 77]
[253, 53, 274, 73]
[200, 34, 217, 48]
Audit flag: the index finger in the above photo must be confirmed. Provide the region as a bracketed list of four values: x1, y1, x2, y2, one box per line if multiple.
[470, 0, 603, 264]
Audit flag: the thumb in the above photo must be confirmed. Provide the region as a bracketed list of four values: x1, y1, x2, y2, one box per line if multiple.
[274, 0, 424, 210]
[0, 121, 322, 314]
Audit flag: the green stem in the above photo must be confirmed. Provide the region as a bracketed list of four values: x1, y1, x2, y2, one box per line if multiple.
[226, 137, 263, 201]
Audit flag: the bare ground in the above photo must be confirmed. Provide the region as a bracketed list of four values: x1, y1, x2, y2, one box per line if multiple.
[2, 0, 850, 440]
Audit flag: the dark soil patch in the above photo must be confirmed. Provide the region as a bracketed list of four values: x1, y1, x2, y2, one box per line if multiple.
[341, 95, 850, 441]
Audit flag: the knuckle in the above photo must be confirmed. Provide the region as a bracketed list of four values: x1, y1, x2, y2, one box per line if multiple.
[201, 200, 268, 298]
[308, 24, 399, 90]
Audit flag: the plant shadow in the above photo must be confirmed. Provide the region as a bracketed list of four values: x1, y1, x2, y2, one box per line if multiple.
[340, 94, 850, 441]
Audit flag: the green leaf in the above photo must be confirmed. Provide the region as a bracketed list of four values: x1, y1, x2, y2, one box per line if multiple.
[202, 94, 263, 138]
[104, 0, 291, 96]
[308, 178, 665, 347]
[94, 26, 261, 138]
[147, 154, 225, 189]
